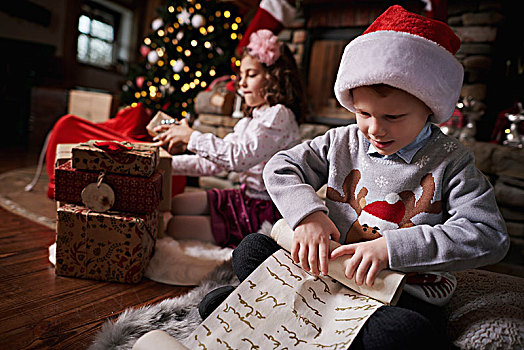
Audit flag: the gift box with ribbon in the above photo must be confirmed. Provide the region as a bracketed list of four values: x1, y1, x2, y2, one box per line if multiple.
[72, 140, 159, 177]
[55, 203, 158, 283]
[55, 160, 163, 214]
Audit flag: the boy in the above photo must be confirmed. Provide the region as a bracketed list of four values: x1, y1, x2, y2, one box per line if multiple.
[229, 5, 509, 349]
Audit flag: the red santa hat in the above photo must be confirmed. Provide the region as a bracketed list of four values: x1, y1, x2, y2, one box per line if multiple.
[334, 5, 463, 124]
[236, 0, 297, 56]
[358, 193, 406, 231]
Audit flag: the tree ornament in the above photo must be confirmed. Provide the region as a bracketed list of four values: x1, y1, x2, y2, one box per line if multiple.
[139, 45, 151, 57]
[136, 76, 145, 88]
[147, 50, 159, 64]
[151, 18, 164, 31]
[172, 59, 185, 73]
[191, 14, 206, 28]
[177, 9, 191, 25]
[176, 31, 184, 41]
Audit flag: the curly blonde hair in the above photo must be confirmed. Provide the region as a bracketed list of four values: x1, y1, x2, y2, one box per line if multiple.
[239, 44, 308, 124]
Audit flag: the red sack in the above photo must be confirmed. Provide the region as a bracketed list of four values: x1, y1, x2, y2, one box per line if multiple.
[46, 103, 186, 200]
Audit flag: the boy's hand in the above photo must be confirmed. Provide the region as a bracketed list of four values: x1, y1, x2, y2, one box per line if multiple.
[330, 237, 389, 287]
[152, 118, 193, 154]
[293, 211, 341, 277]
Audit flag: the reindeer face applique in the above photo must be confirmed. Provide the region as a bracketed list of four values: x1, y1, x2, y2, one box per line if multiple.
[327, 169, 442, 244]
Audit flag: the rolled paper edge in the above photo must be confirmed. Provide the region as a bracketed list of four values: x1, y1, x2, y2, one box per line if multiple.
[270, 218, 406, 305]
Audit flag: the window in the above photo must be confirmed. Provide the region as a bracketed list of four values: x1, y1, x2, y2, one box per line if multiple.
[77, 1, 120, 68]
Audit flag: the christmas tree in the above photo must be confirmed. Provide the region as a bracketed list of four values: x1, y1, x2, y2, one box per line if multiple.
[120, 0, 244, 118]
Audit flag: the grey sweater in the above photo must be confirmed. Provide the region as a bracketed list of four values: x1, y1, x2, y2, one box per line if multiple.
[263, 124, 509, 274]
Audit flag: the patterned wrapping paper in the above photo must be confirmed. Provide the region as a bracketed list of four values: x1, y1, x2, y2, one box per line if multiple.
[55, 160, 163, 214]
[55, 143, 172, 211]
[72, 140, 160, 177]
[55, 203, 158, 283]
[186, 249, 383, 349]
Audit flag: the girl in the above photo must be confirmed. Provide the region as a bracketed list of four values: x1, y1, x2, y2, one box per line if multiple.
[153, 29, 307, 248]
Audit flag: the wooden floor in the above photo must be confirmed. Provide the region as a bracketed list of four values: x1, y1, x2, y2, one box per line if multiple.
[0, 148, 192, 349]
[0, 206, 192, 349]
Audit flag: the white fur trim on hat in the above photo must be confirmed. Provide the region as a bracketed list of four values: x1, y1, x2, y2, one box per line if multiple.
[358, 210, 399, 231]
[260, 0, 297, 24]
[334, 31, 464, 124]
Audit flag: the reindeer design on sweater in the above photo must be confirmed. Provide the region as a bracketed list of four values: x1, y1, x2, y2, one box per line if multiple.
[327, 169, 442, 244]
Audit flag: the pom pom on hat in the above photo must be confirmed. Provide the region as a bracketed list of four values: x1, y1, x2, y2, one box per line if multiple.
[334, 5, 464, 124]
[385, 193, 401, 204]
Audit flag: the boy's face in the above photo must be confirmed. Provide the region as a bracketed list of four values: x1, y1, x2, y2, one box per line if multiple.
[353, 86, 432, 156]
[239, 54, 268, 108]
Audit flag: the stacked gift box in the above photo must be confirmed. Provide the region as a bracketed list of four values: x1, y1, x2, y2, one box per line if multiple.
[54, 140, 163, 283]
[192, 79, 240, 138]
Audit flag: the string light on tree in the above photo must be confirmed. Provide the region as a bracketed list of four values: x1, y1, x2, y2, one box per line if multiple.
[120, 0, 243, 117]
[151, 18, 164, 31]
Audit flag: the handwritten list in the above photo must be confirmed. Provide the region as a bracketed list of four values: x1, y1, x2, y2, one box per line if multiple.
[186, 249, 383, 349]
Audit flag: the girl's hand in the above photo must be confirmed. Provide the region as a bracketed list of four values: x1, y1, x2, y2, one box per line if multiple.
[152, 119, 194, 154]
[293, 211, 341, 277]
[330, 237, 389, 287]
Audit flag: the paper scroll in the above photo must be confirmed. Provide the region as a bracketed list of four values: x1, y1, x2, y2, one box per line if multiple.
[186, 249, 383, 349]
[270, 219, 406, 306]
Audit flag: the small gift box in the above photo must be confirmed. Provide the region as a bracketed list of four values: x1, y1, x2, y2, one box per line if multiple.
[55, 203, 158, 283]
[55, 160, 163, 214]
[72, 140, 159, 177]
[56, 143, 172, 211]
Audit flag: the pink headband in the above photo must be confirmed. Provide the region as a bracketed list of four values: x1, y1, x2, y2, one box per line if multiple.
[247, 29, 282, 66]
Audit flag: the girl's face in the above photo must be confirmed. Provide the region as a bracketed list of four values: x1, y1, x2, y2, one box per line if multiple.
[239, 55, 268, 108]
[353, 86, 431, 156]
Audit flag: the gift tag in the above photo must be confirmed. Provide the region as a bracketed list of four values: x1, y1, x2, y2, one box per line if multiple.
[81, 182, 115, 212]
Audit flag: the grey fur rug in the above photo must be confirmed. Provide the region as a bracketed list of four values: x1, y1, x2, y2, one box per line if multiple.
[88, 260, 239, 350]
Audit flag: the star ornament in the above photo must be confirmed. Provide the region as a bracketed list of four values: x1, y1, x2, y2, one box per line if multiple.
[177, 9, 191, 25]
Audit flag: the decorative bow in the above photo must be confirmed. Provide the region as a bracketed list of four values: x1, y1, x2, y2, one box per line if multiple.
[94, 141, 133, 154]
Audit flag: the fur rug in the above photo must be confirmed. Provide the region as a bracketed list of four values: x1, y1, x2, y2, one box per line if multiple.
[88, 260, 238, 350]
[144, 237, 233, 286]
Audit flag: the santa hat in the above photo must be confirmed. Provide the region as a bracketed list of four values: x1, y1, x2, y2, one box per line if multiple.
[358, 193, 405, 231]
[236, 0, 297, 56]
[334, 5, 463, 124]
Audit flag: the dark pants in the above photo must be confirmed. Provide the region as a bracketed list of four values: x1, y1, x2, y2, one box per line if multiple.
[232, 233, 455, 350]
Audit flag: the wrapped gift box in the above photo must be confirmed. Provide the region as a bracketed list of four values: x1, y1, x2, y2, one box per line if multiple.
[55, 160, 163, 214]
[72, 140, 159, 177]
[56, 143, 172, 211]
[68, 89, 114, 123]
[55, 203, 158, 283]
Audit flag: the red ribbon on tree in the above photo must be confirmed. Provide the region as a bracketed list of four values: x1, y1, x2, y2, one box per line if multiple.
[94, 141, 133, 154]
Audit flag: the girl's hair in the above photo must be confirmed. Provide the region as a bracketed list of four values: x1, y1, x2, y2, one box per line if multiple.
[239, 44, 308, 124]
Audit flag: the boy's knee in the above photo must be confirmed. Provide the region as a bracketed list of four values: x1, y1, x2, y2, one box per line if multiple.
[232, 233, 279, 281]
[354, 306, 439, 350]
[232, 233, 274, 262]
